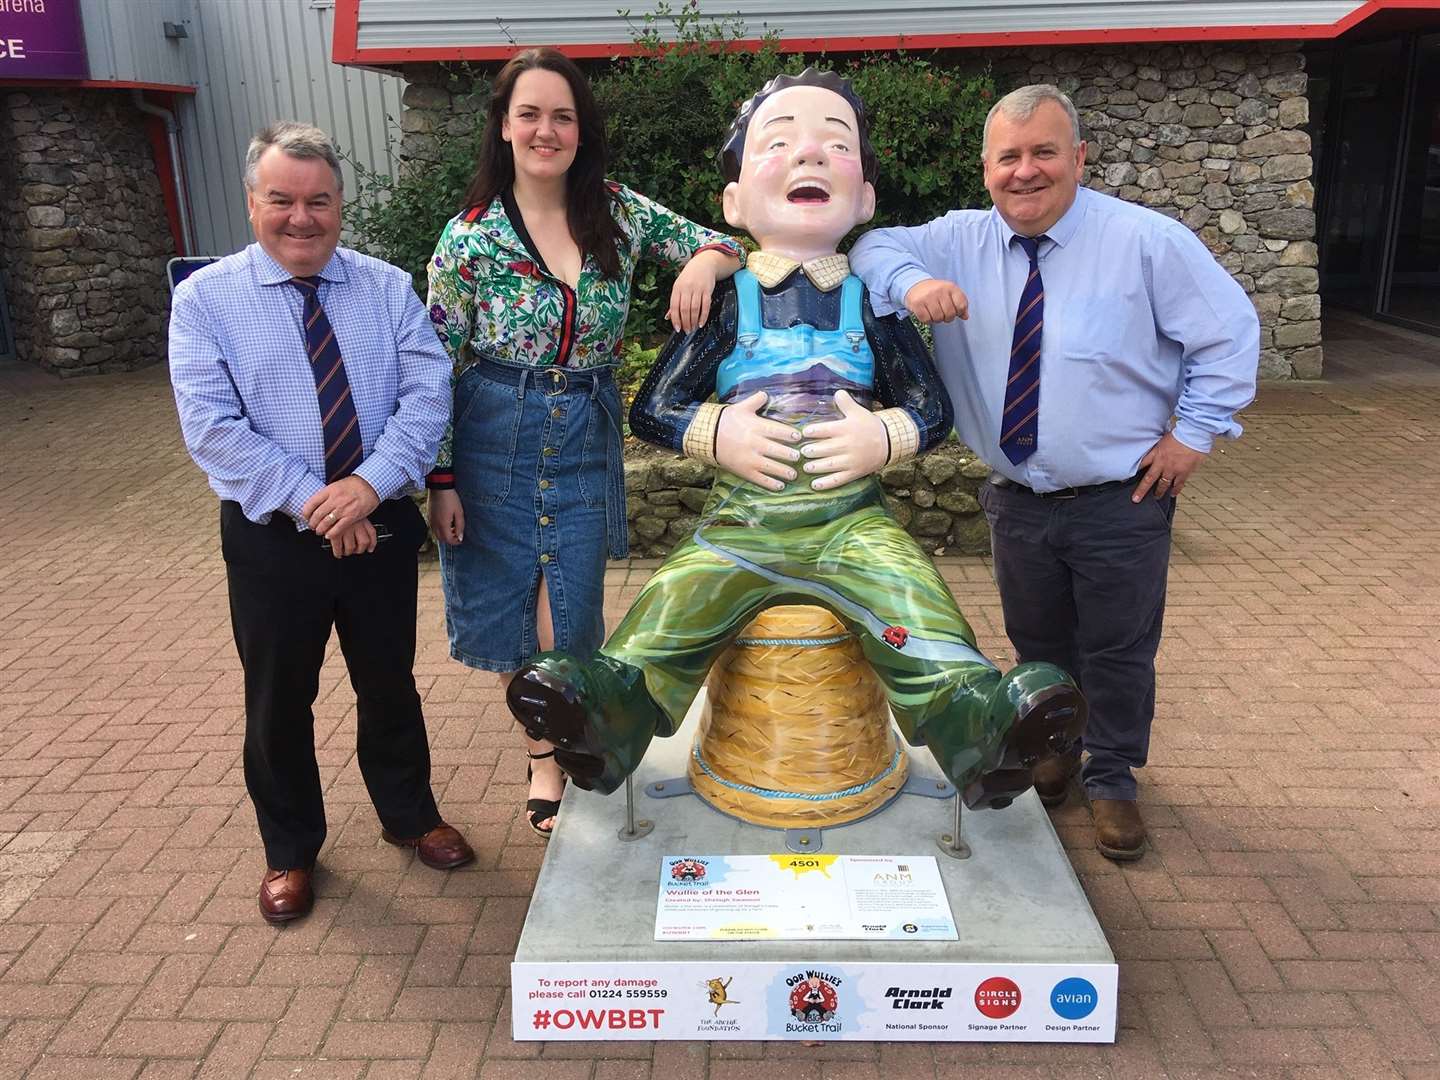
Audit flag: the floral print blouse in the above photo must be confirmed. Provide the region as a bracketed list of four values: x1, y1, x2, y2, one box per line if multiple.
[426, 182, 742, 474]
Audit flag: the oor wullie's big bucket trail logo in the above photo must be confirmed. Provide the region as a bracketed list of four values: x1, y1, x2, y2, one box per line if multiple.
[670, 858, 707, 881]
[786, 971, 841, 1028]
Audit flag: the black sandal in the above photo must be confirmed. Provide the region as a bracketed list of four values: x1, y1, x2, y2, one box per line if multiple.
[526, 749, 565, 838]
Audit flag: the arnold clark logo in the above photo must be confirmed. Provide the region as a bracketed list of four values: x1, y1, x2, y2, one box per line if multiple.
[884, 984, 951, 1010]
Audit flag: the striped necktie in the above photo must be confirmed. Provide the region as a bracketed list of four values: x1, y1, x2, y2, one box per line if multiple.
[289, 276, 363, 482]
[1000, 235, 1045, 465]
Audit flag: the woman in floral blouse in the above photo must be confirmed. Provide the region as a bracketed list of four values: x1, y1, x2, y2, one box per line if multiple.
[425, 47, 742, 837]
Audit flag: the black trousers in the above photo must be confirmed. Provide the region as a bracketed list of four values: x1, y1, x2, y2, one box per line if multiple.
[221, 498, 441, 869]
[978, 478, 1174, 802]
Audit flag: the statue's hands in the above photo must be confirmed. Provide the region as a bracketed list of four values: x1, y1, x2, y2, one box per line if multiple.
[904, 278, 970, 324]
[800, 390, 889, 490]
[715, 391, 801, 491]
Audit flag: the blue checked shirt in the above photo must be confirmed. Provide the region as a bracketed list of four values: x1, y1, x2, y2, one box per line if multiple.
[851, 186, 1260, 493]
[169, 243, 451, 527]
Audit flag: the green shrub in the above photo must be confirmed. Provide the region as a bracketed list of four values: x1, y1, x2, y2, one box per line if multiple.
[596, 6, 993, 342]
[615, 340, 661, 425]
[344, 3, 992, 367]
[345, 70, 490, 293]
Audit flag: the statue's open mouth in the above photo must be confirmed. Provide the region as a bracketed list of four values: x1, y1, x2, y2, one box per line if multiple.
[786, 185, 830, 204]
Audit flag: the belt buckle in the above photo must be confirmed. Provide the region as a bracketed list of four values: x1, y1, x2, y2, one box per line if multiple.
[543, 368, 567, 397]
[1052, 487, 1079, 499]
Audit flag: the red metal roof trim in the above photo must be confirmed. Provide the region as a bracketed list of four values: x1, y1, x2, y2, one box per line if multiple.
[332, 0, 1440, 65]
[0, 78, 196, 93]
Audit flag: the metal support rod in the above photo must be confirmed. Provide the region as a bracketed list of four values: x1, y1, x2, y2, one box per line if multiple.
[617, 774, 654, 841]
[937, 795, 971, 860]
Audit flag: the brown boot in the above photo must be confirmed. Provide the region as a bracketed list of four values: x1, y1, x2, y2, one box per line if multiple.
[1092, 799, 1146, 861]
[259, 867, 314, 924]
[1032, 754, 1080, 808]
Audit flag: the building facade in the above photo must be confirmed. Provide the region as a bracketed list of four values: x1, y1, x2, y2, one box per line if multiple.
[0, 0, 403, 375]
[337, 0, 1440, 377]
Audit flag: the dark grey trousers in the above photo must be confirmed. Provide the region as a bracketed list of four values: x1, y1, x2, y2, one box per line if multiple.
[978, 477, 1175, 801]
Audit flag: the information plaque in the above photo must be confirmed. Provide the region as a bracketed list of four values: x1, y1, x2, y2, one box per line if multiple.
[656, 854, 958, 941]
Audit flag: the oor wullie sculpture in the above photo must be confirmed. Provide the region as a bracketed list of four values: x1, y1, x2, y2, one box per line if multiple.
[508, 69, 1087, 813]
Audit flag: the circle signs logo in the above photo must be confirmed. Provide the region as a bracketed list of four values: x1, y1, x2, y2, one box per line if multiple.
[1050, 977, 1098, 1020]
[974, 976, 1021, 1018]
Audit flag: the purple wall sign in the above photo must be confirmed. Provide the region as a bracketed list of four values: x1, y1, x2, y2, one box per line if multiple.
[0, 0, 90, 81]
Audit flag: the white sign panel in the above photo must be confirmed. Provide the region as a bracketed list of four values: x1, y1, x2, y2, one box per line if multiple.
[656, 854, 958, 941]
[512, 960, 1118, 1041]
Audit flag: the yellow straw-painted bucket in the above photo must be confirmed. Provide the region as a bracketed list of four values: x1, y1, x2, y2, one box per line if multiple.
[689, 605, 907, 828]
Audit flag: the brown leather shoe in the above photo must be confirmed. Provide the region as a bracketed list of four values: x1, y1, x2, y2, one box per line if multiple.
[1032, 754, 1080, 808]
[1092, 799, 1146, 861]
[259, 867, 313, 924]
[382, 823, 475, 870]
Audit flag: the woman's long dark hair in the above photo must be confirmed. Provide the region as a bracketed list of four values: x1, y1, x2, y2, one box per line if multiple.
[461, 48, 624, 279]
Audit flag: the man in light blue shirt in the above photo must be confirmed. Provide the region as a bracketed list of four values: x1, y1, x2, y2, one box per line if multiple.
[852, 85, 1259, 861]
[170, 122, 475, 924]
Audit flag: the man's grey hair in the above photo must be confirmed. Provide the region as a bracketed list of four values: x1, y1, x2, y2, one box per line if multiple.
[243, 121, 344, 193]
[982, 85, 1082, 158]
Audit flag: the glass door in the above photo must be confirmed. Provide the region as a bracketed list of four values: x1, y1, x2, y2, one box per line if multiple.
[1318, 38, 1409, 313]
[1381, 34, 1440, 329]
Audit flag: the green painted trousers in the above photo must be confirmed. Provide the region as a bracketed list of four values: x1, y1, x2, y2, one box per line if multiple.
[600, 474, 1013, 783]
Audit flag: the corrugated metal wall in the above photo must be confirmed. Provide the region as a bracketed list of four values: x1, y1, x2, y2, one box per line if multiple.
[79, 0, 196, 86]
[353, 0, 1365, 50]
[177, 0, 404, 256]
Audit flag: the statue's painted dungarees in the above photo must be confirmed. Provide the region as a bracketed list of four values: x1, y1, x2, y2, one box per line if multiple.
[592, 271, 1011, 790]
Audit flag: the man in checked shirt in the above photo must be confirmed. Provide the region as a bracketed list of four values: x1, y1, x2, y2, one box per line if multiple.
[169, 122, 474, 924]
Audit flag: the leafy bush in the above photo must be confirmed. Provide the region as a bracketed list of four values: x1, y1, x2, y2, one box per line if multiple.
[345, 70, 490, 293]
[596, 6, 993, 341]
[615, 340, 661, 425]
[345, 2, 993, 373]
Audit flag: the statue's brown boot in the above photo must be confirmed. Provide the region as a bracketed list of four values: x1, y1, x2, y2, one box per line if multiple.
[1092, 799, 1146, 861]
[1032, 754, 1080, 808]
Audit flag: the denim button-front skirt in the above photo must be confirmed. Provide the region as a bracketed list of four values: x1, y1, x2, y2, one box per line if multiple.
[439, 356, 628, 673]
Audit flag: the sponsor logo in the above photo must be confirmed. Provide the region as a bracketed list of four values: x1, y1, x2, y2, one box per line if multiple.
[704, 976, 739, 1016]
[901, 922, 918, 934]
[884, 985, 952, 1011]
[974, 976, 1021, 1019]
[1050, 977, 1098, 1020]
[669, 858, 707, 881]
[784, 970, 843, 1032]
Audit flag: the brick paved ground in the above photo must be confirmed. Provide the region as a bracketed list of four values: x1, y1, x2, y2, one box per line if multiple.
[1, 312, 1437, 1078]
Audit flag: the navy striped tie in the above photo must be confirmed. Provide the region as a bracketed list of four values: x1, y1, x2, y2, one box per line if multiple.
[1000, 235, 1045, 465]
[289, 276, 363, 482]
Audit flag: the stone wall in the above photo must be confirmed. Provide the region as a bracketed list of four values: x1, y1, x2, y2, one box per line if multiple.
[994, 41, 1320, 379]
[624, 443, 993, 557]
[0, 89, 175, 376]
[397, 41, 1321, 384]
[400, 41, 1324, 558]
